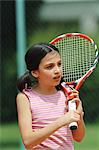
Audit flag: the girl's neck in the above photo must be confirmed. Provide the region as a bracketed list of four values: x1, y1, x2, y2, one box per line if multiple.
[32, 85, 57, 95]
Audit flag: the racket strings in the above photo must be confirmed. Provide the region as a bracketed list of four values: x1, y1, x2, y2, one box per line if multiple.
[54, 36, 95, 82]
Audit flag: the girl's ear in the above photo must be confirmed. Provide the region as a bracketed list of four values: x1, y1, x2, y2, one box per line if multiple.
[31, 70, 39, 78]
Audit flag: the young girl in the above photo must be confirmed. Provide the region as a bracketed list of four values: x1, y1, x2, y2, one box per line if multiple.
[16, 43, 85, 150]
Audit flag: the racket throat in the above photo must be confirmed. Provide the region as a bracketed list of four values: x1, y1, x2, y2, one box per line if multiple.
[75, 68, 93, 90]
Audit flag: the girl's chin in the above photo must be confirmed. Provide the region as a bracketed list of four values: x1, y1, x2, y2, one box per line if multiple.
[54, 80, 61, 86]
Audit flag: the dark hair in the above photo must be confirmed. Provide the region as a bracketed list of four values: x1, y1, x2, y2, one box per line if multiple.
[16, 43, 60, 92]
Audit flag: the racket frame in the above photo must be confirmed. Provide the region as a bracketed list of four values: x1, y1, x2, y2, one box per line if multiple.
[50, 33, 99, 130]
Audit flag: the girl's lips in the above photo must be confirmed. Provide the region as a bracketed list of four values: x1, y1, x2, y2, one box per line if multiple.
[53, 75, 61, 80]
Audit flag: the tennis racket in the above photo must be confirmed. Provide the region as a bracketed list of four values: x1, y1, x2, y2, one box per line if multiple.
[50, 33, 99, 130]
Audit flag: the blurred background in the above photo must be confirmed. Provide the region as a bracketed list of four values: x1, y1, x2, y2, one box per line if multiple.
[0, 0, 99, 150]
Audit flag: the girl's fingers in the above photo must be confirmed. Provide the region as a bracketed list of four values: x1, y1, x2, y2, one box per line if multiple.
[66, 92, 79, 101]
[67, 94, 78, 101]
[66, 97, 82, 111]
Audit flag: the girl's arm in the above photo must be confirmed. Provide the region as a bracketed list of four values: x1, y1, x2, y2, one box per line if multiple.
[16, 92, 81, 149]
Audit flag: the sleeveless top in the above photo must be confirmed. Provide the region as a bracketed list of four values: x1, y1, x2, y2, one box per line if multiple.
[23, 88, 74, 150]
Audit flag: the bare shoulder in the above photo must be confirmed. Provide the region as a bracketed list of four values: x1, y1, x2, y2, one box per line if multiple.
[16, 92, 27, 100]
[16, 92, 32, 135]
[16, 92, 31, 120]
[16, 92, 29, 108]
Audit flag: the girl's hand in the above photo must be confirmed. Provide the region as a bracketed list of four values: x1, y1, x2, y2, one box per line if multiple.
[59, 109, 81, 127]
[65, 89, 84, 118]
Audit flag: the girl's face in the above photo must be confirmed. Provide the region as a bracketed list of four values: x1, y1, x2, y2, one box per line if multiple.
[32, 51, 62, 89]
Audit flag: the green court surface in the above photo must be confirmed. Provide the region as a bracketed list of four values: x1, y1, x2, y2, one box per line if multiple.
[0, 123, 99, 150]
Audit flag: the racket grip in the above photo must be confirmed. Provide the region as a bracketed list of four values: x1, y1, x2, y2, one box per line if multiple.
[68, 100, 78, 130]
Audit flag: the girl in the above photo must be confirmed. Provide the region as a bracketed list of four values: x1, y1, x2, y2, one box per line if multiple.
[16, 43, 85, 150]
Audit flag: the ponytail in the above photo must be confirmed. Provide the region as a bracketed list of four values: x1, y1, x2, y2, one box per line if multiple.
[16, 71, 37, 92]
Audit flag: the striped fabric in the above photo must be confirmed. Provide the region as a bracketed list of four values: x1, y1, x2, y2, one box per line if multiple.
[23, 88, 74, 150]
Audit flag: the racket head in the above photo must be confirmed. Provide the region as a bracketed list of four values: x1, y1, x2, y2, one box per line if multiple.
[50, 33, 99, 88]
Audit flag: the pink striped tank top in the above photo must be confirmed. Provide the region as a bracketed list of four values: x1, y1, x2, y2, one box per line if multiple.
[23, 88, 74, 150]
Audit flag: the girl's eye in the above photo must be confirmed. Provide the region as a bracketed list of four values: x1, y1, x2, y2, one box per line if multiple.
[58, 62, 61, 67]
[46, 65, 53, 69]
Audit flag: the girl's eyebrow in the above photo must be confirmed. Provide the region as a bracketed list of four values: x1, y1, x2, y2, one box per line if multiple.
[44, 60, 61, 66]
[44, 62, 54, 67]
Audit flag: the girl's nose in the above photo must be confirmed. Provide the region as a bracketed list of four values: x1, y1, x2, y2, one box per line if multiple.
[54, 66, 60, 74]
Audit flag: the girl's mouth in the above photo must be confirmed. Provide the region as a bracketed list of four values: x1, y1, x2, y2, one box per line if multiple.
[53, 75, 61, 80]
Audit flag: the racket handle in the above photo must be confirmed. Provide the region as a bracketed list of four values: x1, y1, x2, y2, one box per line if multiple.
[68, 100, 78, 130]
[69, 122, 78, 130]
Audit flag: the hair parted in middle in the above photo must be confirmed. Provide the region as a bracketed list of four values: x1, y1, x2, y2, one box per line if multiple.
[17, 43, 62, 92]
[25, 43, 59, 71]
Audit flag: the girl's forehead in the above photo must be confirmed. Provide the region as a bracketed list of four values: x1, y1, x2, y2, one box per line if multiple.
[41, 51, 61, 63]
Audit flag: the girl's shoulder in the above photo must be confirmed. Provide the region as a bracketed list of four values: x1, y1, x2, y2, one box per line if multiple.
[16, 92, 32, 119]
[16, 92, 29, 102]
[16, 92, 27, 98]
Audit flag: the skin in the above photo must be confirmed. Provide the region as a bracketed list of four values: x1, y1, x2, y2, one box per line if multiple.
[16, 51, 85, 149]
[31, 51, 62, 94]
